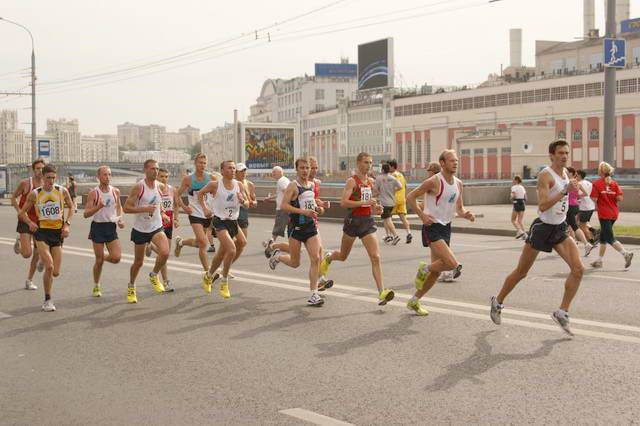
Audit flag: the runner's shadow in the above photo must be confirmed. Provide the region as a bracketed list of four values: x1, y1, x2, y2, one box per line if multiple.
[424, 330, 569, 392]
[313, 315, 419, 358]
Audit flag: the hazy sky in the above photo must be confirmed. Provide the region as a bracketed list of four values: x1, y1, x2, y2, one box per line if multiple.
[1, 0, 637, 136]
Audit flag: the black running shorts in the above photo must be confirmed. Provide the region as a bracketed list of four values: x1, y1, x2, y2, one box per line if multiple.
[16, 220, 34, 235]
[89, 222, 118, 244]
[566, 205, 580, 231]
[421, 222, 452, 247]
[512, 199, 525, 212]
[288, 223, 318, 243]
[163, 226, 173, 240]
[35, 228, 63, 248]
[599, 219, 616, 245]
[188, 215, 212, 228]
[212, 216, 239, 239]
[131, 227, 164, 245]
[579, 210, 594, 223]
[343, 216, 376, 239]
[381, 206, 393, 219]
[526, 218, 568, 253]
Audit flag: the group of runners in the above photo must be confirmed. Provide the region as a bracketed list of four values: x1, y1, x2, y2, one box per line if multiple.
[10, 140, 633, 334]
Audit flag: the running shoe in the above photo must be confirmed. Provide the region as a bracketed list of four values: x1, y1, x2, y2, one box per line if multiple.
[383, 235, 392, 244]
[216, 268, 235, 279]
[318, 278, 334, 291]
[13, 237, 20, 254]
[163, 280, 175, 293]
[391, 235, 401, 246]
[269, 249, 281, 270]
[262, 239, 273, 249]
[307, 292, 324, 307]
[42, 300, 56, 312]
[92, 284, 102, 298]
[174, 236, 183, 257]
[406, 299, 428, 316]
[584, 244, 594, 257]
[319, 251, 332, 277]
[24, 280, 37, 290]
[406, 234, 413, 244]
[489, 296, 503, 325]
[591, 259, 603, 268]
[145, 244, 152, 257]
[551, 310, 574, 337]
[37, 261, 44, 273]
[439, 271, 454, 283]
[264, 240, 274, 258]
[127, 287, 137, 303]
[219, 279, 231, 299]
[414, 261, 430, 290]
[378, 289, 395, 306]
[515, 231, 525, 240]
[452, 264, 463, 279]
[201, 272, 213, 294]
[624, 252, 634, 269]
[148, 273, 165, 293]
[207, 245, 216, 253]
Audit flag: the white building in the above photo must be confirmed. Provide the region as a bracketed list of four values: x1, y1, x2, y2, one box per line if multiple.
[79, 134, 119, 163]
[179, 125, 200, 148]
[164, 132, 189, 151]
[0, 110, 30, 164]
[117, 122, 141, 150]
[120, 150, 190, 165]
[201, 123, 236, 167]
[46, 118, 81, 162]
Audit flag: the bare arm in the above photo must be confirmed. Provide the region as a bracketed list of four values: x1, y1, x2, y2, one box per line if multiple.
[61, 188, 75, 237]
[340, 178, 374, 209]
[455, 181, 474, 221]
[537, 171, 566, 212]
[247, 181, 257, 207]
[18, 191, 38, 231]
[10, 180, 26, 213]
[83, 189, 101, 218]
[174, 175, 192, 212]
[198, 180, 218, 217]
[280, 182, 317, 218]
[123, 184, 154, 214]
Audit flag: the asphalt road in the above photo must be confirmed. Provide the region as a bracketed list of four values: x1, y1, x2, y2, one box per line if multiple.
[1, 208, 640, 425]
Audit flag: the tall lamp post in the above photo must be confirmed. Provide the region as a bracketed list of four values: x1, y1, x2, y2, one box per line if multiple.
[0, 17, 37, 160]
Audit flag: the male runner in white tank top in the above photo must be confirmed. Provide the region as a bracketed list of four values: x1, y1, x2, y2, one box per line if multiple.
[490, 140, 584, 336]
[198, 160, 249, 299]
[123, 159, 170, 303]
[84, 166, 124, 297]
[406, 150, 475, 316]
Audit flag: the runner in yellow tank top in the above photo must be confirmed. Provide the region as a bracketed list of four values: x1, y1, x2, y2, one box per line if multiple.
[388, 160, 413, 243]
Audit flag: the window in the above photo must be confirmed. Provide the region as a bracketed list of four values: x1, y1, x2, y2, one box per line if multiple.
[585, 82, 602, 97]
[412, 104, 423, 115]
[315, 104, 324, 112]
[394, 106, 402, 117]
[497, 93, 508, 106]
[315, 89, 325, 100]
[508, 92, 521, 105]
[473, 96, 485, 108]
[572, 129, 582, 141]
[522, 90, 535, 103]
[568, 84, 585, 99]
[336, 89, 344, 99]
[501, 147, 511, 154]
[589, 129, 599, 140]
[550, 86, 568, 101]
[618, 78, 637, 94]
[463, 98, 473, 110]
[534, 88, 550, 103]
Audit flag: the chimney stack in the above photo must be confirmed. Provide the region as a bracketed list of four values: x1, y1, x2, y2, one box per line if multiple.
[510, 28, 522, 68]
[583, 0, 595, 37]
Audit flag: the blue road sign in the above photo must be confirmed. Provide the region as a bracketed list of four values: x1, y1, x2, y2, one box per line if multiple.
[38, 139, 50, 157]
[604, 38, 626, 68]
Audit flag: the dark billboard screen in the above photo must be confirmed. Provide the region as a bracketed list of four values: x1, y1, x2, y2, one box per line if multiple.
[358, 38, 392, 90]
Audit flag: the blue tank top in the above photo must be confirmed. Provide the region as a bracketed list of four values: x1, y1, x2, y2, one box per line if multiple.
[188, 173, 210, 195]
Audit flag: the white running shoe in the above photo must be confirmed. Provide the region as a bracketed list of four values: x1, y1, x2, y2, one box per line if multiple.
[551, 310, 573, 336]
[269, 249, 281, 270]
[25, 280, 37, 290]
[490, 296, 503, 325]
[624, 252, 634, 269]
[439, 271, 454, 283]
[42, 300, 56, 312]
[307, 292, 324, 307]
[591, 259, 603, 268]
[391, 235, 401, 246]
[13, 237, 20, 254]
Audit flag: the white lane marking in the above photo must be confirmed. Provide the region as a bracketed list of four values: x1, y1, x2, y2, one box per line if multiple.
[3, 240, 640, 342]
[280, 408, 354, 426]
[0, 311, 11, 319]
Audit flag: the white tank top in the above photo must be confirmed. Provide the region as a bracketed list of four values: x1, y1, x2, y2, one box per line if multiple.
[212, 179, 241, 220]
[538, 167, 569, 225]
[133, 180, 163, 233]
[92, 185, 118, 223]
[424, 173, 460, 225]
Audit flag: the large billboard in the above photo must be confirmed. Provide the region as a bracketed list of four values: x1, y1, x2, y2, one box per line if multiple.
[621, 18, 640, 34]
[357, 38, 394, 90]
[243, 126, 295, 172]
[315, 63, 357, 78]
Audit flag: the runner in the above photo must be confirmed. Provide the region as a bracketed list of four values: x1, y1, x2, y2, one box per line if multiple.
[566, 167, 594, 256]
[199, 160, 248, 299]
[374, 162, 402, 245]
[576, 169, 599, 249]
[262, 166, 290, 248]
[490, 140, 585, 335]
[18, 164, 74, 312]
[84, 166, 124, 297]
[235, 163, 257, 238]
[174, 153, 213, 271]
[145, 168, 179, 292]
[510, 175, 527, 239]
[318, 152, 395, 306]
[407, 150, 475, 316]
[67, 174, 78, 213]
[122, 159, 169, 303]
[590, 161, 633, 269]
[388, 160, 413, 243]
[267, 157, 325, 306]
[11, 158, 45, 290]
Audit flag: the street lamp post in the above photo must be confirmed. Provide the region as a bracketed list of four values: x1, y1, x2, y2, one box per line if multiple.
[0, 17, 37, 160]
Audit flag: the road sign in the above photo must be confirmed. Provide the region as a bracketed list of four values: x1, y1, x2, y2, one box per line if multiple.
[604, 38, 626, 68]
[38, 139, 50, 157]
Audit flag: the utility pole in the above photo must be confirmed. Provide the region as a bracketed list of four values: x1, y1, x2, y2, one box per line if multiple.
[603, 0, 616, 165]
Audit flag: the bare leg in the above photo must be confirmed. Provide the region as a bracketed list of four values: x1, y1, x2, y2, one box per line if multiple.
[129, 244, 146, 286]
[209, 230, 236, 277]
[329, 234, 356, 262]
[233, 228, 248, 262]
[36, 242, 54, 298]
[511, 211, 519, 231]
[415, 240, 458, 298]
[27, 246, 39, 281]
[150, 232, 169, 274]
[496, 244, 539, 304]
[361, 233, 384, 292]
[398, 213, 410, 233]
[517, 211, 525, 233]
[92, 242, 106, 285]
[304, 236, 322, 291]
[553, 238, 584, 311]
[278, 238, 301, 269]
[272, 241, 290, 252]
[160, 239, 172, 282]
[182, 223, 209, 270]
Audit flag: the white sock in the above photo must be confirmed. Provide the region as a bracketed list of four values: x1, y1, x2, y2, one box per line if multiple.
[409, 296, 418, 303]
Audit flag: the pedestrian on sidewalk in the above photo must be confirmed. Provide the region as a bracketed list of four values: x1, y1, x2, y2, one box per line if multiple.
[374, 163, 402, 245]
[510, 175, 527, 240]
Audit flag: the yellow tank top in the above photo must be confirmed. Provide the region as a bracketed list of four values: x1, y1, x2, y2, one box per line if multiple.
[34, 184, 65, 229]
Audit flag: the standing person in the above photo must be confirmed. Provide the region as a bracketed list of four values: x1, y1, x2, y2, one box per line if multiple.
[490, 140, 584, 336]
[566, 167, 594, 256]
[576, 169, 599, 248]
[67, 174, 78, 213]
[235, 163, 257, 238]
[84, 166, 124, 297]
[407, 150, 475, 316]
[123, 159, 169, 303]
[268, 158, 325, 306]
[318, 152, 395, 306]
[18, 164, 74, 312]
[199, 161, 248, 299]
[262, 166, 290, 248]
[388, 160, 413, 243]
[374, 163, 402, 245]
[11, 159, 45, 290]
[174, 154, 213, 271]
[510, 176, 527, 239]
[590, 162, 633, 269]
[145, 168, 179, 292]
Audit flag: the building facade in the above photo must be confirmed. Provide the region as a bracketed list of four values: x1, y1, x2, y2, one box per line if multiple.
[120, 150, 190, 164]
[46, 118, 81, 163]
[0, 110, 30, 164]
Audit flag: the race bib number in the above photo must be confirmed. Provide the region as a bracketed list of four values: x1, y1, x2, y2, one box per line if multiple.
[224, 207, 236, 219]
[39, 201, 62, 220]
[162, 198, 173, 211]
[360, 186, 372, 202]
[299, 191, 316, 211]
[555, 196, 568, 216]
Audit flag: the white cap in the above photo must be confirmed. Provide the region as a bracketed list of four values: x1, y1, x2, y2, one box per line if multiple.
[236, 163, 247, 171]
[272, 166, 283, 173]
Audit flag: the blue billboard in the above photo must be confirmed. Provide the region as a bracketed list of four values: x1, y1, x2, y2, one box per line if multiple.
[621, 18, 640, 34]
[315, 63, 357, 78]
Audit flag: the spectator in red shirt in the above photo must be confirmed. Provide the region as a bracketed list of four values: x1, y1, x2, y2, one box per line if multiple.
[590, 162, 633, 269]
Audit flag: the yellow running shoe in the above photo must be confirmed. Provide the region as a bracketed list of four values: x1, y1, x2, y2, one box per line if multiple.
[378, 289, 395, 306]
[219, 279, 231, 299]
[318, 251, 332, 277]
[92, 284, 102, 298]
[127, 287, 138, 304]
[414, 261, 431, 290]
[149, 273, 165, 293]
[201, 272, 213, 294]
[407, 299, 429, 316]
